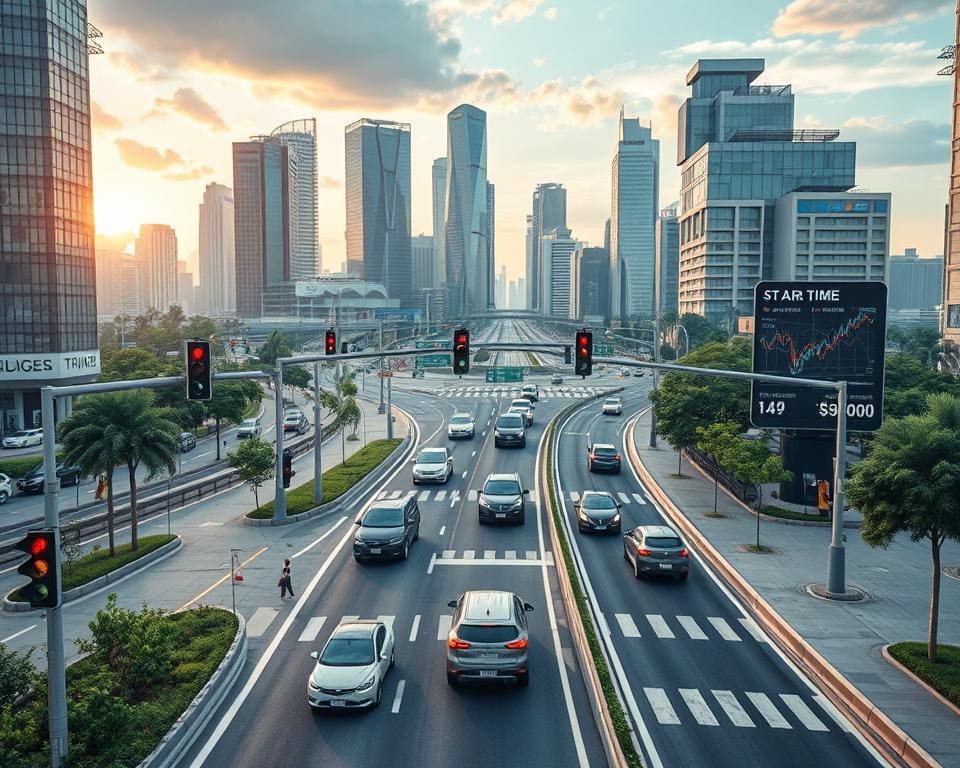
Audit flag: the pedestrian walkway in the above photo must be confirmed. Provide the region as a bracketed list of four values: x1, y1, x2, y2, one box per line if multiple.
[631, 409, 960, 766]
[434, 385, 618, 399]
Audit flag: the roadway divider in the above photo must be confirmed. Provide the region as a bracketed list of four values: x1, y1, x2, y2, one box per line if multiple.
[623, 413, 940, 768]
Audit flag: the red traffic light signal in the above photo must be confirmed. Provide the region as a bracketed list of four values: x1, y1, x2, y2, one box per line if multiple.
[575, 330, 593, 377]
[325, 330, 337, 355]
[452, 328, 470, 375]
[15, 529, 59, 608]
[185, 340, 212, 401]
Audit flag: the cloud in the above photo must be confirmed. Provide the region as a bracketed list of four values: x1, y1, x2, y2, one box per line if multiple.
[533, 56, 546, 67]
[543, 6, 558, 20]
[798, 113, 824, 128]
[841, 116, 949, 166]
[529, 76, 628, 123]
[164, 166, 215, 181]
[319, 176, 341, 189]
[493, 0, 542, 24]
[91, 101, 123, 131]
[416, 68, 523, 112]
[114, 138, 185, 171]
[772, 0, 950, 39]
[151, 87, 228, 131]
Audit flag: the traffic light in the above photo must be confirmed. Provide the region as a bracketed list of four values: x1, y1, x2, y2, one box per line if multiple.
[186, 340, 212, 401]
[325, 329, 337, 355]
[15, 529, 59, 608]
[453, 328, 470, 375]
[575, 330, 593, 377]
[282, 449, 295, 489]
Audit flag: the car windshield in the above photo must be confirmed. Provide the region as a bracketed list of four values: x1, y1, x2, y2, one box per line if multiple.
[284, 414, 299, 421]
[583, 494, 616, 510]
[241, 420, 257, 427]
[8, 431, 30, 437]
[646, 536, 682, 548]
[593, 447, 618, 456]
[417, 450, 446, 464]
[450, 415, 472, 424]
[457, 625, 519, 643]
[605, 399, 620, 405]
[511, 400, 529, 408]
[497, 416, 523, 428]
[361, 507, 404, 527]
[484, 480, 520, 495]
[319, 637, 375, 666]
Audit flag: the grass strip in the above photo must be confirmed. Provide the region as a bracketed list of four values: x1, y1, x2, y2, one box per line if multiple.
[0, 451, 64, 479]
[758, 504, 833, 523]
[526, 351, 539, 366]
[888, 642, 960, 708]
[544, 421, 643, 768]
[248, 438, 402, 518]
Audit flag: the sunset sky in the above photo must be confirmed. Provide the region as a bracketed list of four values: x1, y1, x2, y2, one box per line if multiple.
[88, 0, 955, 284]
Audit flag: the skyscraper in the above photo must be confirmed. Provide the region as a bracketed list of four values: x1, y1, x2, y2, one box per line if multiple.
[136, 224, 179, 313]
[655, 203, 679, 316]
[198, 182, 236, 314]
[610, 111, 660, 320]
[444, 104, 490, 317]
[487, 181, 496, 305]
[576, 246, 611, 320]
[233, 137, 292, 317]
[944, 4, 960, 340]
[0, 0, 100, 430]
[541, 227, 580, 318]
[344, 118, 412, 306]
[889, 250, 943, 310]
[411, 234, 435, 293]
[272, 119, 320, 277]
[529, 183, 567, 311]
[177, 260, 195, 315]
[496, 265, 507, 308]
[432, 157, 447, 284]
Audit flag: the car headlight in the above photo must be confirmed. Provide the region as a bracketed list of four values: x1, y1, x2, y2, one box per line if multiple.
[308, 678, 321, 691]
[612, 513, 620, 522]
[508, 500, 523, 510]
[387, 536, 404, 545]
[357, 673, 376, 691]
[494, 431, 502, 438]
[478, 495, 488, 506]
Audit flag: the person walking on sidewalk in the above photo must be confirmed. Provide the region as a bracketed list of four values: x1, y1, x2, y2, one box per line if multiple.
[279, 559, 294, 600]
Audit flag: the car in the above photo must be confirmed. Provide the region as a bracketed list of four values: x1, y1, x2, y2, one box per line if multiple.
[632, 369, 644, 377]
[620, 367, 630, 377]
[283, 412, 309, 435]
[550, 374, 563, 385]
[412, 447, 453, 484]
[0, 473, 10, 504]
[494, 413, 526, 448]
[602, 397, 623, 416]
[179, 432, 197, 452]
[236, 417, 261, 439]
[353, 496, 420, 561]
[575, 491, 621, 534]
[446, 590, 534, 686]
[2, 428, 43, 449]
[16, 463, 81, 494]
[307, 619, 395, 710]
[447, 413, 475, 440]
[587, 443, 621, 473]
[519, 384, 539, 403]
[478, 472, 529, 525]
[508, 398, 534, 426]
[623, 524, 690, 581]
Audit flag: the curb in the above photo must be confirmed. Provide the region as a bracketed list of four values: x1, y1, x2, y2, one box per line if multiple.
[137, 610, 248, 768]
[4, 535, 183, 613]
[881, 645, 960, 718]
[625, 418, 942, 768]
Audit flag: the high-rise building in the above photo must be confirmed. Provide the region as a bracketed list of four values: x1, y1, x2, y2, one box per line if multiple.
[611, 111, 660, 321]
[541, 227, 580, 318]
[198, 182, 236, 314]
[136, 224, 179, 313]
[889, 250, 943, 309]
[508, 280, 520, 310]
[177, 261, 195, 315]
[496, 265, 507, 308]
[411, 234, 434, 294]
[233, 137, 292, 318]
[443, 104, 490, 317]
[344, 118, 412, 306]
[432, 157, 447, 284]
[676, 59, 856, 325]
[945, 5, 960, 340]
[272, 119, 320, 277]
[655, 203, 680, 316]
[0, 0, 100, 431]
[524, 215, 535, 308]
[528, 183, 567, 311]
[487, 181, 496, 303]
[95, 250, 122, 319]
[576, 246, 611, 321]
[115, 256, 142, 319]
[517, 277, 526, 310]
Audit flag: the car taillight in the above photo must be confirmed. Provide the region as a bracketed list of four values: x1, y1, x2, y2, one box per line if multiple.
[613, 454, 620, 461]
[589, 453, 596, 460]
[679, 548, 689, 558]
[637, 548, 650, 557]
[447, 634, 471, 649]
[504, 637, 528, 650]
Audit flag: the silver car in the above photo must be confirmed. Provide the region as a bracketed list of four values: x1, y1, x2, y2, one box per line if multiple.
[508, 398, 534, 426]
[447, 413, 475, 440]
[2, 428, 42, 449]
[0, 473, 10, 504]
[446, 590, 534, 686]
[412, 447, 453, 484]
[623, 524, 690, 581]
[236, 418, 261, 438]
[307, 619, 395, 710]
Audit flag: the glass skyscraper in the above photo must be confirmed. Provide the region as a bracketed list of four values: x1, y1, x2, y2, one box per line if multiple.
[655, 204, 680, 315]
[272, 119, 319, 278]
[0, 0, 100, 431]
[529, 183, 566, 312]
[344, 118, 412, 306]
[432, 157, 447, 284]
[198, 182, 235, 314]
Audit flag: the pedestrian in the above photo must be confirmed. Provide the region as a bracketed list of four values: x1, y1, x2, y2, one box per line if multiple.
[279, 558, 294, 600]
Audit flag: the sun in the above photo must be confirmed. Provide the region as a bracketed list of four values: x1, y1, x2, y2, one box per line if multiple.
[93, 189, 140, 245]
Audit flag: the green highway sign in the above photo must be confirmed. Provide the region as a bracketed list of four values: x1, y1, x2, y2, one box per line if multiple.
[415, 339, 451, 349]
[485, 367, 524, 383]
[416, 354, 452, 369]
[594, 342, 614, 356]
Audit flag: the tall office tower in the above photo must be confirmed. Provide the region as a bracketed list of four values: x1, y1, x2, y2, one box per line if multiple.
[177, 261, 195, 315]
[345, 118, 412, 306]
[576, 246, 611, 320]
[889, 250, 944, 309]
[524, 215, 535, 308]
[136, 224, 179, 313]
[655, 203, 680, 316]
[487, 181, 496, 306]
[432, 157, 447, 284]
[115, 256, 142, 319]
[496, 265, 507, 308]
[517, 278, 526, 310]
[945, 5, 960, 338]
[94, 250, 122, 318]
[610, 110, 660, 321]
[272, 119, 319, 277]
[411, 234, 435, 293]
[541, 227, 580, 318]
[529, 183, 567, 311]
[508, 280, 519, 310]
[0, 0, 99, 431]
[676, 59, 856, 325]
[198, 182, 236, 314]
[443, 104, 490, 317]
[233, 137, 292, 318]
[603, 218, 611, 252]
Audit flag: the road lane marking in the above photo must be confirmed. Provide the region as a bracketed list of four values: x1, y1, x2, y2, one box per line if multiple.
[180, 545, 270, 610]
[377, 491, 388, 499]
[745, 692, 792, 729]
[679, 689, 719, 726]
[391, 679, 406, 713]
[568, 491, 579, 501]
[449, 490, 460, 507]
[467, 489, 478, 501]
[707, 616, 741, 641]
[676, 616, 708, 640]
[737, 617, 767, 643]
[438, 525, 446, 535]
[442, 550, 455, 559]
[463, 550, 475, 559]
[340, 615, 360, 623]
[292, 517, 348, 559]
[614, 613, 641, 638]
[617, 492, 631, 504]
[525, 550, 537, 560]
[632, 493, 646, 504]
[779, 694, 829, 732]
[437, 614, 452, 640]
[483, 550, 496, 559]
[505, 550, 516, 559]
[388, 490, 402, 499]
[644, 688, 680, 725]
[1, 624, 37, 643]
[418, 490, 429, 501]
[461, 470, 467, 479]
[377, 615, 396, 629]
[247, 607, 280, 638]
[436, 490, 447, 501]
[298, 617, 326, 643]
[426, 553, 436, 574]
[471, 450, 477, 457]
[712, 690, 755, 727]
[645, 614, 675, 639]
[813, 694, 852, 732]
[409, 615, 421, 642]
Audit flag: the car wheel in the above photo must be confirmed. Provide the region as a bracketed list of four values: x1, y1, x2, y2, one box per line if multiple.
[390, 648, 395, 668]
[373, 682, 382, 707]
[414, 525, 420, 542]
[678, 572, 689, 582]
[478, 515, 486, 526]
[447, 671, 458, 687]
[520, 438, 526, 448]
[401, 540, 409, 560]
[517, 513, 525, 526]
[634, 560, 642, 579]
[354, 555, 364, 563]
[0, 491, 7, 505]
[517, 671, 529, 687]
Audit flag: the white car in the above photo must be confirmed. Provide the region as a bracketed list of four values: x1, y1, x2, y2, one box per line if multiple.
[307, 619, 395, 710]
[0, 473, 10, 504]
[602, 397, 623, 416]
[447, 413, 475, 440]
[2, 429, 42, 449]
[508, 398, 534, 426]
[236, 418, 261, 439]
[412, 447, 453, 484]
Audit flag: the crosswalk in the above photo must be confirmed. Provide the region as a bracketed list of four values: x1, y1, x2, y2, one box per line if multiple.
[376, 488, 538, 505]
[609, 612, 766, 644]
[568, 490, 647, 505]
[437, 385, 618, 399]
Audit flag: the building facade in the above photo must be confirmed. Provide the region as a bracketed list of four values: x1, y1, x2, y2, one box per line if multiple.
[655, 204, 680, 315]
[198, 182, 235, 314]
[611, 112, 660, 320]
[528, 183, 567, 311]
[944, 3, 960, 340]
[344, 118, 412, 306]
[432, 157, 447, 285]
[540, 227, 579, 318]
[411, 234, 434, 294]
[495, 265, 507, 308]
[135, 224, 178, 313]
[271, 119, 319, 278]
[487, 181, 496, 305]
[576, 246, 611, 321]
[888, 250, 943, 310]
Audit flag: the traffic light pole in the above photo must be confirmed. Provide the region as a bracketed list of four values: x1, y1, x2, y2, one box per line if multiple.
[273, 367, 286, 521]
[313, 362, 323, 506]
[386, 374, 393, 440]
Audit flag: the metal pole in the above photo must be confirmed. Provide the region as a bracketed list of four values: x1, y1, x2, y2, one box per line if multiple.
[379, 318, 385, 407]
[41, 387, 68, 767]
[649, 313, 660, 448]
[387, 374, 394, 439]
[273, 368, 286, 520]
[313, 362, 323, 506]
[166, 476, 172, 536]
[827, 381, 849, 594]
[230, 548, 240, 616]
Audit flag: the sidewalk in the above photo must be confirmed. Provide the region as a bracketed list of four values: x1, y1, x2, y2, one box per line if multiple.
[631, 409, 960, 767]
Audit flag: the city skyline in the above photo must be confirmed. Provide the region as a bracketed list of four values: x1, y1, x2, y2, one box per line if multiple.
[87, 1, 953, 283]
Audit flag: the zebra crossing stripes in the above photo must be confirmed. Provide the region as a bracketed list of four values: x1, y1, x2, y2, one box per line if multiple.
[645, 614, 675, 639]
[779, 694, 829, 731]
[467, 489, 478, 501]
[712, 690, 756, 727]
[679, 689, 719, 726]
[737, 617, 767, 643]
[297, 616, 327, 643]
[676, 615, 708, 640]
[745, 692, 791, 729]
[614, 613, 642, 638]
[611, 612, 751, 643]
[707, 616, 741, 641]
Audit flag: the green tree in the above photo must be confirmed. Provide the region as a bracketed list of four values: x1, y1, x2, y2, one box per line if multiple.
[340, 397, 362, 440]
[337, 371, 358, 398]
[888, 326, 942, 366]
[883, 353, 960, 419]
[99, 347, 168, 381]
[284, 364, 312, 392]
[228, 438, 275, 510]
[845, 393, 960, 662]
[204, 381, 259, 461]
[722, 437, 792, 550]
[0, 645, 38, 708]
[695, 421, 741, 515]
[258, 331, 292, 367]
[678, 313, 725, 350]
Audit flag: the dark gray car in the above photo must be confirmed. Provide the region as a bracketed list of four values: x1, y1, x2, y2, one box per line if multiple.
[575, 491, 621, 534]
[587, 443, 621, 473]
[446, 590, 534, 686]
[353, 497, 420, 562]
[494, 413, 526, 448]
[478, 473, 529, 525]
[623, 524, 690, 581]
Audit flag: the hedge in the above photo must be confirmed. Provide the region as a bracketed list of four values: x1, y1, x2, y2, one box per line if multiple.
[888, 642, 960, 708]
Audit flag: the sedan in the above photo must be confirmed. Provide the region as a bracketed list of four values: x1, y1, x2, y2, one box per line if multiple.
[508, 399, 534, 426]
[16, 463, 81, 494]
[0, 473, 11, 505]
[623, 524, 690, 581]
[353, 498, 420, 561]
[179, 432, 197, 452]
[602, 397, 623, 416]
[447, 413, 475, 440]
[587, 443, 621, 474]
[307, 619, 395, 710]
[2, 429, 43, 449]
[412, 447, 453, 484]
[550, 374, 563, 385]
[576, 491, 621, 534]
